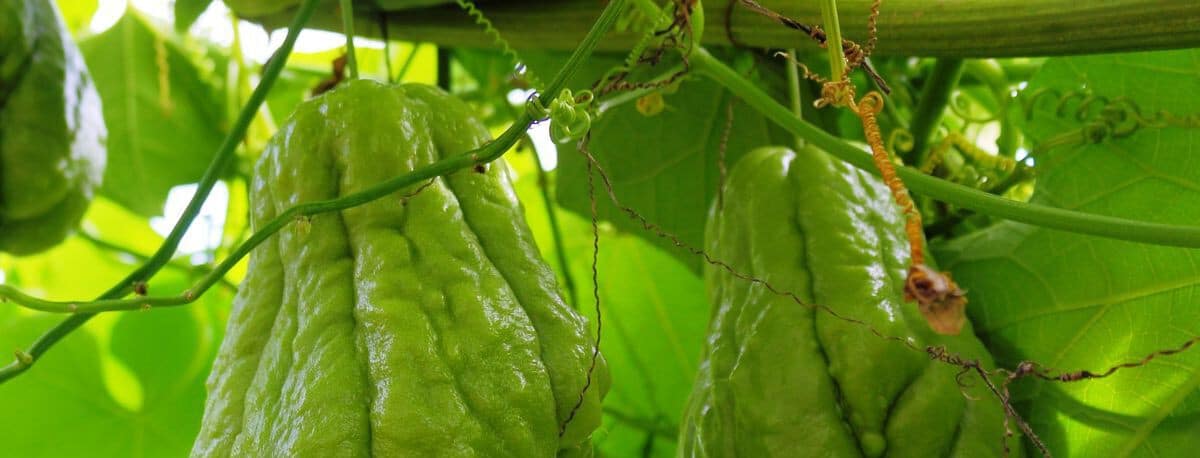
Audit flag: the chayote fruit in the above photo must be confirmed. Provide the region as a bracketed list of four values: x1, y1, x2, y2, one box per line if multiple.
[679, 145, 1014, 457]
[0, 0, 106, 255]
[193, 79, 607, 457]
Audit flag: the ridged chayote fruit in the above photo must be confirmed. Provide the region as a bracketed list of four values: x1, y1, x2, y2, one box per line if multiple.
[193, 79, 607, 457]
[679, 145, 1014, 457]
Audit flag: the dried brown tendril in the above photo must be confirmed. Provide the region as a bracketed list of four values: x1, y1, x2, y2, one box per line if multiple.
[819, 81, 967, 335]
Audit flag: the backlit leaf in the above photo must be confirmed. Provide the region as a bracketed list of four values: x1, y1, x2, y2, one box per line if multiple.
[938, 49, 1200, 457]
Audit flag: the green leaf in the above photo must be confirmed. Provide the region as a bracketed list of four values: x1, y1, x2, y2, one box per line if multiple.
[585, 232, 708, 458]
[0, 311, 125, 458]
[547, 51, 787, 272]
[0, 236, 132, 305]
[54, 0, 97, 34]
[453, 48, 516, 94]
[451, 48, 525, 127]
[508, 151, 709, 457]
[261, 65, 322, 126]
[175, 0, 213, 32]
[0, 236, 230, 457]
[79, 11, 227, 217]
[937, 49, 1200, 457]
[556, 79, 777, 273]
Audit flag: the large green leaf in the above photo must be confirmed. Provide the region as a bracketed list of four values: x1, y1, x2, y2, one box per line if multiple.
[516, 49, 792, 272]
[0, 234, 230, 457]
[937, 50, 1200, 457]
[509, 151, 709, 457]
[175, 0, 213, 32]
[552, 54, 789, 272]
[586, 232, 706, 458]
[80, 11, 227, 217]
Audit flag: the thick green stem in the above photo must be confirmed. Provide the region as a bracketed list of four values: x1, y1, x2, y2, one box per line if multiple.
[379, 15, 393, 79]
[817, 0, 846, 81]
[784, 49, 805, 149]
[0, 0, 628, 378]
[340, 0, 359, 78]
[691, 47, 1200, 248]
[238, 0, 1200, 57]
[909, 58, 965, 165]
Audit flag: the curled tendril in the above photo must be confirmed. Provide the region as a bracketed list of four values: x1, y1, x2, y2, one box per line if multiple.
[916, 132, 1027, 192]
[614, 0, 654, 33]
[1081, 122, 1111, 145]
[456, 0, 543, 89]
[1021, 88, 1200, 154]
[948, 92, 999, 124]
[888, 129, 915, 155]
[1072, 94, 1110, 121]
[1098, 98, 1144, 136]
[623, 3, 673, 69]
[547, 89, 596, 144]
[593, 0, 701, 98]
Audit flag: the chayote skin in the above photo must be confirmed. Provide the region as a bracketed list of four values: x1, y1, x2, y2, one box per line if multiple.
[679, 146, 1014, 457]
[0, 0, 106, 255]
[193, 79, 607, 457]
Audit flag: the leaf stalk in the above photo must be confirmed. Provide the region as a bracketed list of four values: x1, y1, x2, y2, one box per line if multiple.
[689, 47, 1200, 248]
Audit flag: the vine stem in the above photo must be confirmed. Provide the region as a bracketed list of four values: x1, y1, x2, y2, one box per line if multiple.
[77, 233, 239, 294]
[689, 47, 1200, 248]
[963, 59, 1018, 157]
[818, 0, 846, 81]
[784, 48, 805, 149]
[909, 58, 965, 165]
[621, 0, 1200, 249]
[395, 43, 421, 82]
[0, 0, 628, 377]
[0, 121, 524, 314]
[339, 0, 359, 78]
[379, 14, 392, 80]
[0, 0, 322, 384]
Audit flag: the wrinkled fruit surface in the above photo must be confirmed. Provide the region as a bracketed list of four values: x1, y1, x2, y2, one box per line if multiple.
[193, 80, 606, 457]
[679, 146, 1013, 457]
[0, 0, 106, 255]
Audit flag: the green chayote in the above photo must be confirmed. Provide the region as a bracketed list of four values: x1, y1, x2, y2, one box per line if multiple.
[193, 79, 607, 457]
[0, 0, 106, 255]
[679, 146, 1013, 457]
